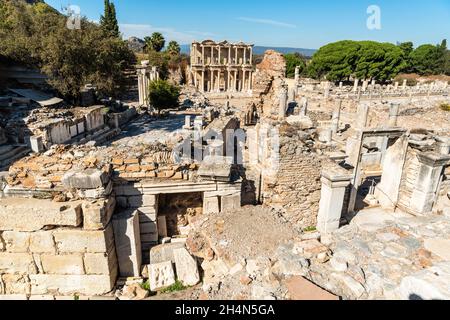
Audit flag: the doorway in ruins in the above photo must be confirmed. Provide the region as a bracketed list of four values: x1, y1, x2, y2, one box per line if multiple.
[157, 192, 203, 237]
[348, 129, 407, 214]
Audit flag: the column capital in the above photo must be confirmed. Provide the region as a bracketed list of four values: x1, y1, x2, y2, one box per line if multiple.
[417, 152, 450, 167]
[321, 171, 353, 188]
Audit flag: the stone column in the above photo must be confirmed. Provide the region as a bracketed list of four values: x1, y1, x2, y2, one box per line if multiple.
[279, 87, 288, 119]
[410, 153, 450, 214]
[249, 46, 253, 64]
[201, 71, 205, 92]
[353, 78, 359, 92]
[300, 97, 308, 116]
[235, 47, 238, 64]
[394, 81, 399, 90]
[184, 115, 191, 129]
[388, 103, 400, 127]
[324, 82, 330, 99]
[295, 66, 300, 84]
[218, 46, 221, 64]
[403, 79, 407, 90]
[317, 172, 353, 233]
[332, 100, 342, 134]
[339, 82, 343, 89]
[244, 48, 247, 64]
[362, 80, 368, 92]
[356, 103, 369, 129]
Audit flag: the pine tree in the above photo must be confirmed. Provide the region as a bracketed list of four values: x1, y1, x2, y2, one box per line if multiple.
[100, 0, 120, 38]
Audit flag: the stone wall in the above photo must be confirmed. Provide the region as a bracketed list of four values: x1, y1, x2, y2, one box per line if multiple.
[397, 146, 421, 211]
[263, 129, 325, 231]
[0, 198, 117, 297]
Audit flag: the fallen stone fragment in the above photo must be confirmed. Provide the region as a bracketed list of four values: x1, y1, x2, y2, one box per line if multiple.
[173, 248, 200, 286]
[149, 261, 176, 292]
[285, 276, 339, 300]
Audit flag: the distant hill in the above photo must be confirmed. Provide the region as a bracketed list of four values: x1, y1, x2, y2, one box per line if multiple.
[180, 44, 316, 57]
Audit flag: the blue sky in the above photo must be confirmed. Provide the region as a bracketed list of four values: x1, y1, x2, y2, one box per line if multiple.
[46, 0, 450, 49]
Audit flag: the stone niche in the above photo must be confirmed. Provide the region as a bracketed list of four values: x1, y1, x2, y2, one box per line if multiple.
[0, 197, 118, 297]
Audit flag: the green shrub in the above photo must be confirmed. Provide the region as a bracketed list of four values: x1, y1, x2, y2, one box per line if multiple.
[160, 281, 187, 294]
[440, 103, 450, 111]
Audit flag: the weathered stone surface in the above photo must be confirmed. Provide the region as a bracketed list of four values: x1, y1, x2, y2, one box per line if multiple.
[1, 273, 30, 294]
[0, 294, 28, 300]
[285, 276, 339, 300]
[41, 254, 84, 275]
[150, 242, 185, 264]
[1, 231, 30, 253]
[331, 273, 366, 298]
[84, 249, 118, 275]
[424, 238, 450, 261]
[330, 257, 348, 272]
[221, 193, 241, 212]
[0, 253, 37, 274]
[173, 248, 200, 286]
[29, 274, 115, 296]
[112, 210, 142, 277]
[396, 262, 450, 300]
[82, 198, 115, 231]
[149, 261, 176, 291]
[53, 225, 114, 253]
[0, 198, 82, 232]
[29, 231, 55, 253]
[62, 169, 109, 189]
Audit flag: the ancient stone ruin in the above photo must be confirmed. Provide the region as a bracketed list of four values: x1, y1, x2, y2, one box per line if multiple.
[0, 42, 449, 301]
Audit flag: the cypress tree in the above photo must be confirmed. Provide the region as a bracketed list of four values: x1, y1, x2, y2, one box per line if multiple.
[100, 0, 119, 38]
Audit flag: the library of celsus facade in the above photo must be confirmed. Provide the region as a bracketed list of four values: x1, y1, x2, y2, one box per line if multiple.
[189, 40, 254, 93]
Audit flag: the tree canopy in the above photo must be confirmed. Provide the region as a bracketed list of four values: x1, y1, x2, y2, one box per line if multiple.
[144, 32, 166, 53]
[308, 39, 448, 81]
[100, 0, 120, 38]
[0, 0, 135, 101]
[167, 41, 181, 56]
[284, 53, 307, 78]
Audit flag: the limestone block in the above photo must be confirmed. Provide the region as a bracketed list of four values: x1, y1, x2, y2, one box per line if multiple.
[112, 210, 142, 277]
[140, 221, 157, 234]
[220, 193, 241, 212]
[157, 216, 168, 238]
[30, 136, 44, 153]
[0, 198, 82, 232]
[1, 231, 30, 253]
[84, 248, 118, 275]
[150, 243, 185, 264]
[53, 225, 114, 253]
[0, 294, 28, 300]
[82, 197, 116, 231]
[203, 196, 220, 214]
[149, 261, 176, 291]
[30, 274, 115, 296]
[1, 273, 30, 294]
[0, 253, 37, 274]
[29, 231, 55, 253]
[78, 181, 113, 199]
[142, 194, 157, 206]
[41, 254, 84, 275]
[173, 248, 200, 286]
[62, 169, 109, 189]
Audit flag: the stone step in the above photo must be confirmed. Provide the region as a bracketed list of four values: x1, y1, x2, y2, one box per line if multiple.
[0, 146, 30, 170]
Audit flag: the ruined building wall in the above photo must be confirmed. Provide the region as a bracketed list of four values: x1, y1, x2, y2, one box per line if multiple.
[263, 133, 324, 231]
[0, 197, 117, 297]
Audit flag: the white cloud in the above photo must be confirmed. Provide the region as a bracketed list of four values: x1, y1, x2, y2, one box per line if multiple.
[237, 17, 297, 28]
[119, 23, 218, 43]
